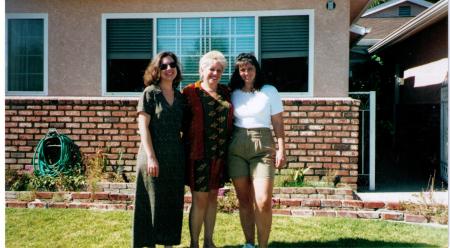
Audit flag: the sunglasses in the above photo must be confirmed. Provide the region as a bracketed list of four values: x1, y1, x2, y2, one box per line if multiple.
[159, 62, 177, 70]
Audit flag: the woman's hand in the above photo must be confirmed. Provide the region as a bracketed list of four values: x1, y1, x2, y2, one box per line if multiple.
[275, 148, 286, 169]
[147, 156, 159, 177]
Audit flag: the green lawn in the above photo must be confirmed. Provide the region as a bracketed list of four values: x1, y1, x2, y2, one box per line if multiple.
[6, 208, 448, 247]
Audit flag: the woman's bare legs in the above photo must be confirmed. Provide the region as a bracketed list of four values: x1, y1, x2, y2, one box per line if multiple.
[203, 189, 218, 248]
[252, 178, 273, 248]
[189, 190, 219, 248]
[233, 177, 256, 246]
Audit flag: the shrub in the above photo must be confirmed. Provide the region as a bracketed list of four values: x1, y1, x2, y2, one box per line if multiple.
[217, 188, 239, 213]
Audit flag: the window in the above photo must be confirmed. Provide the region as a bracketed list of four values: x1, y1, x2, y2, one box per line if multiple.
[157, 17, 255, 88]
[103, 11, 313, 97]
[398, 6, 411, 17]
[260, 15, 309, 92]
[106, 19, 152, 93]
[6, 14, 48, 95]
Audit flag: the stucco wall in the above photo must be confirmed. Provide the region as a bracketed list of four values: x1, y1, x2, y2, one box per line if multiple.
[6, 0, 350, 97]
[382, 18, 447, 104]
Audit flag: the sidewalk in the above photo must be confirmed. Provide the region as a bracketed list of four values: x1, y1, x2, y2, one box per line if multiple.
[356, 191, 448, 205]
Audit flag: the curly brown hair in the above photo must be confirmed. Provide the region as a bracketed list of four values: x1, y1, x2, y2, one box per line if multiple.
[143, 51, 182, 87]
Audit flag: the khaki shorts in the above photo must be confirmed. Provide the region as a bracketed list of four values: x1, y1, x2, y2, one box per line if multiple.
[227, 127, 275, 179]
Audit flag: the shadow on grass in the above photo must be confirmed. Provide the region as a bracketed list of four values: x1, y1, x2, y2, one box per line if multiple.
[222, 238, 440, 248]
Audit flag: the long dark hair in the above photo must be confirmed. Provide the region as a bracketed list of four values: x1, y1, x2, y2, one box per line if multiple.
[229, 53, 266, 91]
[143, 51, 183, 88]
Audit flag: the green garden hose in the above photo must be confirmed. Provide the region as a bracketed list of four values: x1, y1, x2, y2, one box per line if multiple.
[32, 129, 82, 177]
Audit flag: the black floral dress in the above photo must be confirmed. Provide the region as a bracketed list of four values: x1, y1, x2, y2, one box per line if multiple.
[132, 85, 185, 247]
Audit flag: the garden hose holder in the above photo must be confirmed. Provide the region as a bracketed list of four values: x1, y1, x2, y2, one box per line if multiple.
[32, 128, 82, 177]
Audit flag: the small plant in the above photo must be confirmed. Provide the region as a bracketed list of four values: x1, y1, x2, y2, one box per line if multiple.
[85, 149, 108, 193]
[17, 191, 36, 202]
[321, 169, 340, 187]
[278, 167, 310, 187]
[52, 192, 66, 202]
[10, 172, 32, 191]
[400, 172, 448, 224]
[217, 189, 239, 213]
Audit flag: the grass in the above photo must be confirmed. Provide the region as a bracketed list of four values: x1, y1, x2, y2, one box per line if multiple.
[6, 208, 448, 248]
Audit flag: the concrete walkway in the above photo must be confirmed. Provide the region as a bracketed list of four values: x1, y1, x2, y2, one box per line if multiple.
[356, 191, 448, 205]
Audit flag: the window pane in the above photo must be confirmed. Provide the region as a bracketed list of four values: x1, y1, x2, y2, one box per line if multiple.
[181, 38, 201, 55]
[211, 38, 230, 54]
[211, 18, 229, 35]
[260, 15, 309, 92]
[157, 16, 255, 88]
[262, 57, 308, 92]
[235, 37, 254, 55]
[157, 19, 177, 36]
[181, 18, 200, 36]
[235, 17, 255, 35]
[27, 55, 43, 73]
[180, 56, 200, 75]
[8, 18, 44, 92]
[107, 59, 148, 92]
[157, 38, 176, 52]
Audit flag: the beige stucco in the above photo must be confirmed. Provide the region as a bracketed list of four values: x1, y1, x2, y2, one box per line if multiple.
[6, 0, 350, 97]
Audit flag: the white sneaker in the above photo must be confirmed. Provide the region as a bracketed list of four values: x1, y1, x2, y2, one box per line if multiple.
[242, 243, 256, 248]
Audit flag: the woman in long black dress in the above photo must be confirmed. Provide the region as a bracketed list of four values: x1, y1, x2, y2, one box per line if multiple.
[133, 51, 185, 248]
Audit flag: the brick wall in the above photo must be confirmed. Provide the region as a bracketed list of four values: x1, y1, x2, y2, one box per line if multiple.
[5, 97, 360, 189]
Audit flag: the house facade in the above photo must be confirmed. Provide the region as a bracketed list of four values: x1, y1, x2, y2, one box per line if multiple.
[5, 0, 370, 189]
[367, 0, 448, 187]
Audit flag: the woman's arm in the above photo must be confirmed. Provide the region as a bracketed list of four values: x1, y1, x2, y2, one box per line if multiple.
[271, 112, 286, 169]
[138, 112, 159, 177]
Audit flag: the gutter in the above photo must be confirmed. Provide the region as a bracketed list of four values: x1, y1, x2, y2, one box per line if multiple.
[368, 0, 448, 53]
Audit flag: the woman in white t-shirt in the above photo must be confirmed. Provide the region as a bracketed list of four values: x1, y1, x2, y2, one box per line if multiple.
[227, 53, 286, 248]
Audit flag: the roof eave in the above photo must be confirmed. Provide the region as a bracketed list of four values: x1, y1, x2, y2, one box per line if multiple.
[368, 0, 448, 54]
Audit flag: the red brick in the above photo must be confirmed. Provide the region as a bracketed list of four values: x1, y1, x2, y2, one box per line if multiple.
[48, 202, 68, 209]
[109, 193, 129, 201]
[301, 199, 321, 207]
[28, 201, 47, 208]
[93, 192, 110, 200]
[35, 192, 54, 199]
[280, 198, 301, 207]
[381, 212, 404, 221]
[314, 210, 336, 217]
[386, 202, 404, 211]
[72, 192, 91, 200]
[404, 214, 428, 223]
[7, 201, 28, 208]
[68, 202, 90, 209]
[107, 204, 128, 210]
[357, 211, 380, 219]
[127, 205, 135, 211]
[363, 201, 385, 209]
[291, 209, 313, 216]
[337, 210, 358, 218]
[321, 199, 342, 208]
[272, 209, 291, 216]
[342, 200, 364, 208]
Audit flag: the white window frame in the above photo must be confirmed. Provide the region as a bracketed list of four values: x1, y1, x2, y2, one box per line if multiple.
[6, 13, 48, 96]
[101, 10, 314, 98]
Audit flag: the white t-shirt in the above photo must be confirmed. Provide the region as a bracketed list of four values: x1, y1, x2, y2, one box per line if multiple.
[231, 84, 283, 128]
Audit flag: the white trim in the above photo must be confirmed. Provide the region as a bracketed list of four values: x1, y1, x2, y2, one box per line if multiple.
[6, 13, 48, 96]
[368, 0, 448, 53]
[369, 91, 376, 191]
[350, 24, 371, 35]
[356, 38, 380, 46]
[101, 9, 315, 97]
[362, 0, 433, 17]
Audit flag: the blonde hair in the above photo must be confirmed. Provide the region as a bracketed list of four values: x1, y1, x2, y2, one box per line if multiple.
[199, 50, 227, 77]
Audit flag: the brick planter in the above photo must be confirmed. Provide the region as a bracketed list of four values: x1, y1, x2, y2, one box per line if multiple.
[5, 185, 446, 225]
[5, 97, 360, 189]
